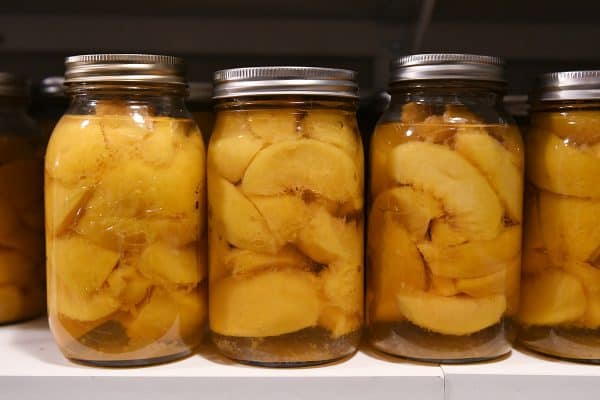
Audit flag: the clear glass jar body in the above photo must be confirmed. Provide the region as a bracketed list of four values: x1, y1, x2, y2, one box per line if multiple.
[45, 85, 207, 366]
[0, 98, 46, 324]
[367, 82, 524, 362]
[207, 97, 364, 366]
[518, 101, 600, 362]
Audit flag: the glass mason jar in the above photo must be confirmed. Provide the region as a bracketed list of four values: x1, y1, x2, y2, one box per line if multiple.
[518, 71, 600, 362]
[208, 67, 364, 366]
[0, 73, 46, 324]
[187, 82, 214, 143]
[30, 76, 69, 142]
[367, 54, 524, 362]
[45, 54, 206, 366]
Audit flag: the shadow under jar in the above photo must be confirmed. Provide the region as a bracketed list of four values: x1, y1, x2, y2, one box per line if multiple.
[45, 54, 207, 367]
[208, 67, 364, 367]
[367, 54, 524, 363]
[518, 71, 600, 363]
[0, 73, 46, 325]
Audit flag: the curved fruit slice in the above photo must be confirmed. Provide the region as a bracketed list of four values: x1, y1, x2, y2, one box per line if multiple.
[429, 276, 459, 296]
[456, 268, 506, 297]
[454, 130, 523, 221]
[413, 116, 456, 144]
[417, 226, 521, 278]
[320, 260, 363, 315]
[0, 286, 24, 323]
[396, 289, 506, 335]
[241, 139, 361, 208]
[224, 246, 313, 277]
[45, 116, 109, 185]
[212, 111, 250, 139]
[443, 105, 484, 124]
[518, 269, 586, 326]
[247, 109, 299, 142]
[370, 123, 408, 197]
[301, 110, 360, 156]
[126, 288, 177, 346]
[526, 128, 600, 198]
[136, 118, 178, 167]
[318, 305, 361, 338]
[538, 190, 600, 264]
[208, 175, 279, 253]
[389, 141, 503, 240]
[297, 206, 362, 264]
[51, 236, 120, 294]
[57, 282, 120, 322]
[368, 212, 426, 321]
[250, 195, 309, 244]
[371, 187, 442, 240]
[138, 242, 201, 285]
[0, 249, 34, 286]
[169, 287, 206, 340]
[563, 261, 600, 292]
[401, 102, 429, 123]
[208, 134, 263, 183]
[45, 181, 93, 236]
[532, 111, 600, 145]
[210, 269, 319, 337]
[581, 291, 600, 329]
[104, 265, 152, 310]
[429, 220, 468, 247]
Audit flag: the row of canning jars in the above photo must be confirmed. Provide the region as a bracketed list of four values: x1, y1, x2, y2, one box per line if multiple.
[2, 53, 599, 367]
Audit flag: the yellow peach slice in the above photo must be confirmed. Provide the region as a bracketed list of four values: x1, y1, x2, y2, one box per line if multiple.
[563, 261, 600, 292]
[318, 305, 361, 338]
[210, 269, 319, 337]
[320, 260, 363, 315]
[370, 122, 409, 197]
[532, 111, 600, 145]
[104, 265, 152, 310]
[0, 249, 34, 287]
[443, 105, 484, 124]
[429, 276, 459, 296]
[389, 141, 503, 240]
[412, 116, 456, 144]
[429, 220, 468, 247]
[45, 181, 92, 236]
[126, 288, 177, 345]
[250, 195, 309, 244]
[518, 269, 586, 326]
[208, 134, 263, 183]
[224, 246, 313, 277]
[454, 130, 523, 221]
[211, 111, 250, 139]
[526, 128, 600, 198]
[297, 206, 362, 264]
[0, 286, 24, 323]
[396, 289, 506, 335]
[247, 109, 299, 142]
[169, 287, 206, 340]
[581, 291, 600, 329]
[208, 175, 279, 253]
[538, 190, 600, 264]
[456, 268, 506, 297]
[137, 242, 201, 285]
[241, 139, 361, 208]
[45, 116, 109, 185]
[50, 236, 120, 294]
[417, 226, 521, 278]
[370, 187, 442, 240]
[56, 282, 120, 322]
[401, 102, 429, 123]
[301, 110, 360, 156]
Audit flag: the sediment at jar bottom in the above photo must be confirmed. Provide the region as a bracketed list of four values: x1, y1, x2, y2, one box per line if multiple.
[212, 327, 360, 366]
[367, 107, 523, 358]
[519, 326, 600, 362]
[0, 136, 45, 324]
[208, 107, 364, 360]
[46, 112, 207, 362]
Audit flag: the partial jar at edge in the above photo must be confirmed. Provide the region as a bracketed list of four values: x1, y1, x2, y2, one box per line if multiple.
[208, 67, 364, 366]
[518, 70, 600, 363]
[0, 73, 46, 325]
[45, 54, 206, 366]
[367, 54, 524, 363]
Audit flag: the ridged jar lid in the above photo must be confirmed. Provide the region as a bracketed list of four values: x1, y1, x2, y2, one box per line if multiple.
[188, 81, 213, 102]
[391, 53, 505, 83]
[213, 66, 358, 99]
[64, 54, 186, 86]
[536, 71, 600, 101]
[0, 73, 29, 97]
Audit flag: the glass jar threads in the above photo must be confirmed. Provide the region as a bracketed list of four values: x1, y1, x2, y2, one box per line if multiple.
[518, 71, 600, 362]
[367, 54, 524, 362]
[0, 73, 45, 324]
[45, 54, 206, 366]
[208, 67, 364, 366]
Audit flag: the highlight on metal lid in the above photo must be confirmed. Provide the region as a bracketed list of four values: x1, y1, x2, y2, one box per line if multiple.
[0, 72, 29, 98]
[64, 53, 186, 86]
[536, 70, 600, 101]
[212, 66, 358, 99]
[390, 53, 505, 83]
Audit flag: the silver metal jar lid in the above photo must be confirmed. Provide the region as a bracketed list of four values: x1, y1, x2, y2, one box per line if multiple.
[0, 73, 29, 97]
[212, 66, 358, 99]
[536, 71, 600, 101]
[40, 76, 65, 97]
[64, 54, 186, 86]
[188, 82, 213, 102]
[391, 53, 505, 83]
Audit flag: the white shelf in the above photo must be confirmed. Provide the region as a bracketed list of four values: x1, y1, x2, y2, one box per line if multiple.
[1, 318, 599, 400]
